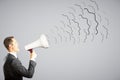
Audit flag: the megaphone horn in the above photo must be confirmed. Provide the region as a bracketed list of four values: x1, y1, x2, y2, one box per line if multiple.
[25, 34, 49, 50]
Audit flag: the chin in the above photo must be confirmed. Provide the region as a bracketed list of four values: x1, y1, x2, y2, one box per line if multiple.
[16, 49, 20, 52]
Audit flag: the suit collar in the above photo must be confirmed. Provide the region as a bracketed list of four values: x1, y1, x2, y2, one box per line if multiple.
[8, 52, 17, 58]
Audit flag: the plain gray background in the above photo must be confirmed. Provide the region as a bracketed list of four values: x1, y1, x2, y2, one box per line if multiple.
[0, 0, 120, 80]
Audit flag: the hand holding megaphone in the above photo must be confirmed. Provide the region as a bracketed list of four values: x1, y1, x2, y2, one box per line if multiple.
[28, 49, 37, 60]
[25, 34, 49, 50]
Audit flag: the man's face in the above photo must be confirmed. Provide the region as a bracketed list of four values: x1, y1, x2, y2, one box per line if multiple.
[10, 38, 19, 52]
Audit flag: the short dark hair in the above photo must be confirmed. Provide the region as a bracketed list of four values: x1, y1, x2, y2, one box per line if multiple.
[3, 36, 14, 50]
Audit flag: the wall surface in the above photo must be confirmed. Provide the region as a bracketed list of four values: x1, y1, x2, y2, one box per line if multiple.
[0, 0, 120, 80]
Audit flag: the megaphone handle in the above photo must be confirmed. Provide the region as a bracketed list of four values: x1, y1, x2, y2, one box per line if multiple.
[28, 49, 33, 53]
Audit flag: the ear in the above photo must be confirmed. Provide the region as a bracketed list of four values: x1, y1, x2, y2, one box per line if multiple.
[8, 44, 13, 49]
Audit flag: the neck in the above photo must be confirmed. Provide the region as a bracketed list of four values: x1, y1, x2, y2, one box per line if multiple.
[8, 50, 17, 53]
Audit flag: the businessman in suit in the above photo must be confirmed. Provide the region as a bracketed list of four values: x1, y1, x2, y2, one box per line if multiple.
[3, 36, 37, 80]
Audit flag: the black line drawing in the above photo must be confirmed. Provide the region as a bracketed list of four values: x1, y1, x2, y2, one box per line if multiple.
[62, 14, 71, 25]
[68, 12, 76, 20]
[74, 4, 84, 15]
[83, 29, 88, 43]
[100, 32, 104, 42]
[91, 33, 94, 42]
[88, 5, 96, 13]
[79, 14, 90, 35]
[67, 25, 73, 35]
[89, 0, 99, 10]
[102, 25, 109, 39]
[72, 19, 81, 35]
[69, 7, 76, 13]
[84, 8, 99, 35]
[46, 0, 109, 46]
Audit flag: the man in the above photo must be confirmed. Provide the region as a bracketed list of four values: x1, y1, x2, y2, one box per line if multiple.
[3, 36, 37, 80]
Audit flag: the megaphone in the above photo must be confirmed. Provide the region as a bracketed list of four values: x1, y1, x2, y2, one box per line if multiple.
[25, 34, 49, 50]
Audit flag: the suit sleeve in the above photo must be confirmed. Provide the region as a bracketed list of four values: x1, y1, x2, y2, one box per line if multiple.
[11, 59, 36, 78]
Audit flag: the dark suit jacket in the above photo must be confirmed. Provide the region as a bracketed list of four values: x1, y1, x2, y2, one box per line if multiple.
[3, 54, 36, 80]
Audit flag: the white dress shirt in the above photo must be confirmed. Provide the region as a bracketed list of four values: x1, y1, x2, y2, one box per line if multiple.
[8, 52, 36, 61]
[9, 52, 17, 58]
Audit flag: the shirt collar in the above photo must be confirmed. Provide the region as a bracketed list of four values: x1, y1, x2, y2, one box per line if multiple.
[9, 52, 17, 58]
